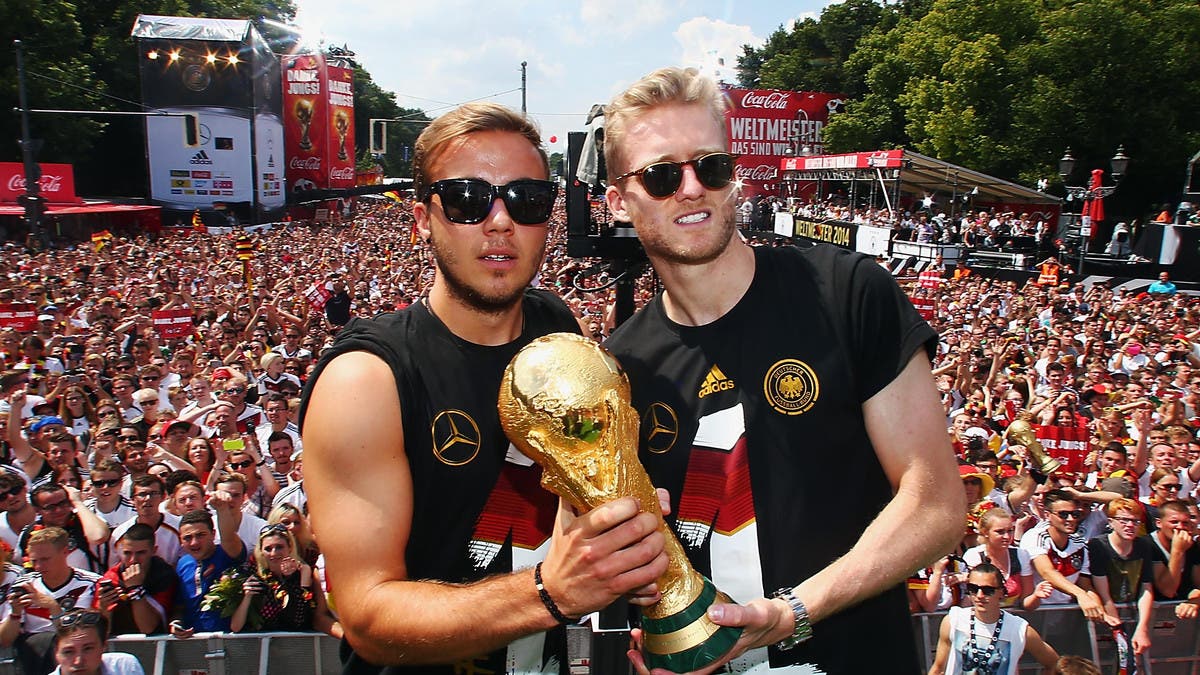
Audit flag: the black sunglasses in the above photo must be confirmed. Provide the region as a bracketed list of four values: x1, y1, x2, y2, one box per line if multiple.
[55, 609, 103, 629]
[260, 523, 289, 537]
[966, 583, 999, 597]
[229, 459, 255, 470]
[422, 178, 557, 225]
[0, 485, 23, 499]
[1053, 509, 1085, 520]
[91, 478, 122, 489]
[615, 152, 736, 198]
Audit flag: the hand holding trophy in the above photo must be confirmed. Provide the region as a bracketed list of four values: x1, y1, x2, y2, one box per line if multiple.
[498, 332, 741, 672]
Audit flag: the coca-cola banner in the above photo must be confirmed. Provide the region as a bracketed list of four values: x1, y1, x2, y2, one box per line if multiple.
[722, 86, 843, 198]
[282, 54, 328, 195]
[781, 149, 905, 172]
[325, 62, 355, 189]
[0, 303, 38, 332]
[282, 54, 355, 195]
[0, 163, 79, 204]
[1033, 424, 1090, 475]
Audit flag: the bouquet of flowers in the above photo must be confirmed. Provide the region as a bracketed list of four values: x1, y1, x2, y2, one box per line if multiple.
[200, 566, 267, 631]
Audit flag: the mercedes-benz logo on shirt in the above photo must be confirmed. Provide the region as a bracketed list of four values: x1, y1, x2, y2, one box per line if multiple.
[642, 402, 679, 454]
[431, 410, 481, 466]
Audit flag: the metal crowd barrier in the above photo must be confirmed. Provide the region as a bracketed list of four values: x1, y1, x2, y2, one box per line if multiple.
[912, 601, 1200, 674]
[0, 603, 1190, 674]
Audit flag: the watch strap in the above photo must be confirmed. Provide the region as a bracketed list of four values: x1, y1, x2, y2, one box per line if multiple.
[771, 587, 812, 650]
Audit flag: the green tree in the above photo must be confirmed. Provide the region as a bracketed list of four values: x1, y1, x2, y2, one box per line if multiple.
[352, 64, 428, 179]
[820, 0, 1200, 216]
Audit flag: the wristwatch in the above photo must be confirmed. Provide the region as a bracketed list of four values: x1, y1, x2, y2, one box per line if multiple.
[771, 587, 812, 650]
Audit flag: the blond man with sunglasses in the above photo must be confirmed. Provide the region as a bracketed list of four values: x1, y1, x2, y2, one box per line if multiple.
[603, 66, 964, 673]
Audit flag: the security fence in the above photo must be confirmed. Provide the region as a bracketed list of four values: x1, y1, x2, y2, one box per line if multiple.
[0, 602, 1191, 674]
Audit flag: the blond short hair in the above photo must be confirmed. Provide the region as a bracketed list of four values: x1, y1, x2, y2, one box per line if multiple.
[28, 526, 69, 550]
[604, 66, 728, 176]
[412, 102, 548, 200]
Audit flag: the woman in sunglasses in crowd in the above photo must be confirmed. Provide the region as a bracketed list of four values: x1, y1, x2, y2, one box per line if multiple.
[1142, 467, 1184, 530]
[266, 504, 319, 566]
[229, 524, 340, 637]
[929, 562, 1060, 675]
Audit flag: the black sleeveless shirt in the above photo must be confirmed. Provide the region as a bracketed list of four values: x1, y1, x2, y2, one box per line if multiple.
[302, 288, 580, 675]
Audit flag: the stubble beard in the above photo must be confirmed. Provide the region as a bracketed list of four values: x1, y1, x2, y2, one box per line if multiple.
[429, 232, 545, 316]
[639, 198, 737, 267]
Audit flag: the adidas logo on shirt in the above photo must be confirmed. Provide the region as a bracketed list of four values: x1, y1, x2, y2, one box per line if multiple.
[698, 364, 735, 398]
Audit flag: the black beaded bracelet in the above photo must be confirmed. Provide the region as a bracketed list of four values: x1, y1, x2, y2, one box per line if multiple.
[533, 562, 573, 624]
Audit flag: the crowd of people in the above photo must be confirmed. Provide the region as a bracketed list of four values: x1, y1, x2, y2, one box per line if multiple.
[0, 141, 1198, 674]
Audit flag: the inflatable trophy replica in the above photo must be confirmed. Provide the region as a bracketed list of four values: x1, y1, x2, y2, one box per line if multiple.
[498, 333, 741, 671]
[1003, 412, 1062, 475]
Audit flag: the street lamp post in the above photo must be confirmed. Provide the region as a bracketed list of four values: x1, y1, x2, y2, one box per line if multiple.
[1057, 145, 1130, 277]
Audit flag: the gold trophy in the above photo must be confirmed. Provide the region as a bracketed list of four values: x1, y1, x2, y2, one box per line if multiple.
[498, 333, 741, 672]
[334, 109, 350, 161]
[1004, 411, 1062, 475]
[294, 98, 314, 151]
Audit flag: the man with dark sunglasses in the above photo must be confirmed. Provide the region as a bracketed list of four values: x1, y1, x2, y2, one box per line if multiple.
[0, 472, 35, 551]
[601, 67, 964, 674]
[1018, 489, 1111, 623]
[302, 102, 666, 674]
[18, 484, 110, 572]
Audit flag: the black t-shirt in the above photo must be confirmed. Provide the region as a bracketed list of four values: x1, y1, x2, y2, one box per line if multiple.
[1087, 535, 1153, 603]
[302, 288, 580, 675]
[1146, 532, 1200, 601]
[606, 243, 936, 674]
[324, 290, 351, 326]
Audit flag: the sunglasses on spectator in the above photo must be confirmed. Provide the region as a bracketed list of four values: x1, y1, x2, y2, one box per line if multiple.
[1053, 510, 1085, 520]
[220, 387, 246, 395]
[1157, 483, 1182, 491]
[97, 410, 117, 418]
[55, 609, 103, 629]
[421, 178, 557, 225]
[615, 152, 737, 199]
[91, 478, 122, 489]
[0, 485, 23, 499]
[260, 523, 289, 537]
[229, 459, 255, 470]
[965, 583, 999, 597]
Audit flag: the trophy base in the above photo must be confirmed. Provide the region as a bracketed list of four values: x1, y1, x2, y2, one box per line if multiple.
[641, 577, 742, 672]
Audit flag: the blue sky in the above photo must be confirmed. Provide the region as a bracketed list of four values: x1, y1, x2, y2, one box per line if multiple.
[290, 0, 838, 157]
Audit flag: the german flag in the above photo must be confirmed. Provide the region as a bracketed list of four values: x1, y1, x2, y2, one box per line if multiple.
[191, 209, 206, 233]
[91, 229, 113, 252]
[234, 235, 256, 261]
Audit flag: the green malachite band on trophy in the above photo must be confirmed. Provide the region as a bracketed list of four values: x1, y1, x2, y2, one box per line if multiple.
[642, 577, 742, 672]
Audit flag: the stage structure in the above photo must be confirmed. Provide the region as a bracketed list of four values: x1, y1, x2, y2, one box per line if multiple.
[132, 14, 285, 227]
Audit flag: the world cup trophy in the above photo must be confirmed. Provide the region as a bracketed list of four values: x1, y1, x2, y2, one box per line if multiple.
[294, 98, 314, 151]
[498, 332, 741, 672]
[1004, 411, 1062, 475]
[334, 109, 350, 161]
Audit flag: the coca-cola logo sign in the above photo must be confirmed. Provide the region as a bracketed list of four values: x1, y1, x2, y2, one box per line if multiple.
[329, 167, 355, 181]
[7, 175, 64, 193]
[289, 156, 321, 171]
[740, 91, 790, 109]
[736, 164, 777, 181]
